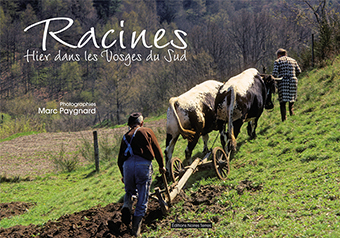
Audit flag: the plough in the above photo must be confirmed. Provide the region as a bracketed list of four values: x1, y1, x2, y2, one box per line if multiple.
[150, 146, 230, 215]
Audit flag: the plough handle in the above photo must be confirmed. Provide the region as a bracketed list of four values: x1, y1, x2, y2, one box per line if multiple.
[162, 172, 171, 205]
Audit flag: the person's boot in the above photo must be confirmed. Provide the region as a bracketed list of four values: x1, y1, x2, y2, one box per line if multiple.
[289, 102, 294, 116]
[121, 194, 133, 226]
[132, 216, 143, 237]
[280, 102, 287, 122]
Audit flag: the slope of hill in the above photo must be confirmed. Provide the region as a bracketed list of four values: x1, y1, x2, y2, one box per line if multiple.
[146, 56, 340, 237]
[1, 57, 340, 237]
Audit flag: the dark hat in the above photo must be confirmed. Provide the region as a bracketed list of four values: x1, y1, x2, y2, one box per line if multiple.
[128, 112, 143, 126]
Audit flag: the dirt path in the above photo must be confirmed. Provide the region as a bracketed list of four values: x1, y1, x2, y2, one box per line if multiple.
[0, 119, 166, 178]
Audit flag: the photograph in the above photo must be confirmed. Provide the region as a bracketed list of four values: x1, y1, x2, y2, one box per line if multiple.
[1, 0, 340, 237]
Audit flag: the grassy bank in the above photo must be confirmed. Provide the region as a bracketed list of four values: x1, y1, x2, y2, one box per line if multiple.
[146, 57, 340, 237]
[0, 166, 123, 227]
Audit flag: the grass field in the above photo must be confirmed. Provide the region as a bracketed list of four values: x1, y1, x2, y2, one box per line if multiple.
[1, 57, 340, 237]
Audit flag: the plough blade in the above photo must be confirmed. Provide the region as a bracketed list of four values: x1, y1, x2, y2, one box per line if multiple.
[155, 187, 169, 215]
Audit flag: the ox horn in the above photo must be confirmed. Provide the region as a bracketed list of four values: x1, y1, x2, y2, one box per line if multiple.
[273, 77, 283, 81]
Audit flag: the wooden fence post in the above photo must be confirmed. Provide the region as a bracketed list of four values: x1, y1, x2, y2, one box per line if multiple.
[312, 33, 315, 67]
[93, 131, 99, 172]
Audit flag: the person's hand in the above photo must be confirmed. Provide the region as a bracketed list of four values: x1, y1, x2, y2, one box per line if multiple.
[159, 167, 166, 174]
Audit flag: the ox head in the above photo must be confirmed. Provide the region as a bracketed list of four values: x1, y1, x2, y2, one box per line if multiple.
[260, 74, 277, 110]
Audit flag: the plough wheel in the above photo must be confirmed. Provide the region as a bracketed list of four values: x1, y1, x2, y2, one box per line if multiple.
[170, 157, 184, 182]
[212, 147, 230, 180]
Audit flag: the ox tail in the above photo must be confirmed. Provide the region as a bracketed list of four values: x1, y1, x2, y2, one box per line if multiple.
[169, 97, 196, 141]
[227, 86, 237, 152]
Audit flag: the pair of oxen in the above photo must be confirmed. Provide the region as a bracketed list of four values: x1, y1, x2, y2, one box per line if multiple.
[164, 68, 281, 171]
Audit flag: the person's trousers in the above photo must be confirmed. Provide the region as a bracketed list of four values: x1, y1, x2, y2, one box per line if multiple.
[123, 155, 153, 217]
[280, 102, 294, 121]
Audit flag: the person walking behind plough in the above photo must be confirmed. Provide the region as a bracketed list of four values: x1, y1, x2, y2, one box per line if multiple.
[117, 112, 166, 237]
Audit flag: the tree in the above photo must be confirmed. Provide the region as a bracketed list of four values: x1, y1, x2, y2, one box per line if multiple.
[93, 0, 121, 22]
[59, 62, 83, 92]
[285, 0, 340, 63]
[303, 0, 334, 59]
[227, 9, 275, 70]
[0, 4, 24, 98]
[97, 61, 133, 124]
[156, 0, 182, 24]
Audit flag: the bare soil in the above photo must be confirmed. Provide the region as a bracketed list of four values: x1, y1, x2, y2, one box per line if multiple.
[0, 185, 230, 237]
[0, 202, 36, 222]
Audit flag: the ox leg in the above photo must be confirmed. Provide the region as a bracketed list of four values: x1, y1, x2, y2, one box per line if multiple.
[202, 134, 209, 154]
[185, 134, 200, 165]
[233, 119, 243, 139]
[217, 120, 228, 153]
[164, 133, 179, 172]
[228, 119, 242, 152]
[247, 118, 258, 139]
[221, 132, 228, 154]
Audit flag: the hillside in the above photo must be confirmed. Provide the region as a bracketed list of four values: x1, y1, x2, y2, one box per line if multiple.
[3, 0, 340, 128]
[1, 58, 340, 237]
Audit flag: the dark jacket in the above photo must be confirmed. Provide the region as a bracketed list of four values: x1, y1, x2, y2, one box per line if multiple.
[117, 126, 164, 177]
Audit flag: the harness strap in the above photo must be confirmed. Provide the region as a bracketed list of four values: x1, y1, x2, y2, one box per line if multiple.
[123, 127, 141, 156]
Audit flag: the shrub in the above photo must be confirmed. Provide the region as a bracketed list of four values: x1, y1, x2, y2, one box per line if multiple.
[0, 116, 45, 140]
[99, 133, 120, 163]
[52, 143, 79, 173]
[79, 134, 94, 162]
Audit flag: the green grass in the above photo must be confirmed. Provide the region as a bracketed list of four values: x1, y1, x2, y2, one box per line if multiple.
[1, 57, 340, 236]
[145, 57, 340, 237]
[0, 131, 41, 143]
[0, 165, 125, 227]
